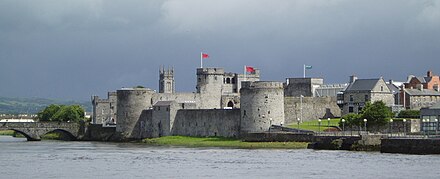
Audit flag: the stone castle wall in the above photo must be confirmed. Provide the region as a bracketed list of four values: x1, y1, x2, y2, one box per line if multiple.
[116, 88, 154, 139]
[172, 109, 241, 137]
[152, 93, 200, 107]
[284, 96, 341, 124]
[240, 81, 285, 134]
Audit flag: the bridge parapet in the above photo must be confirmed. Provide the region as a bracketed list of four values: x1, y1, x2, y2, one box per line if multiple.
[0, 122, 81, 141]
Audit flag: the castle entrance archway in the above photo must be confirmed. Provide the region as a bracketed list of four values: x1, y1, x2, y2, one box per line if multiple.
[227, 101, 234, 108]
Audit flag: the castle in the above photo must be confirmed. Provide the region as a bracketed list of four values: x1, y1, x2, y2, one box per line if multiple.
[92, 67, 340, 140]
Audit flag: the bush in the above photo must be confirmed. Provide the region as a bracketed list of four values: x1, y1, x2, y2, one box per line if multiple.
[340, 113, 362, 127]
[397, 110, 420, 118]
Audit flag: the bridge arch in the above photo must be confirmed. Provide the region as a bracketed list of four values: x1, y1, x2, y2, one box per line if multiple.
[9, 129, 38, 141]
[44, 129, 77, 141]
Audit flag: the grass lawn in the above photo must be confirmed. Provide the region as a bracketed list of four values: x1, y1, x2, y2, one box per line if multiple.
[142, 136, 308, 149]
[287, 118, 341, 131]
[0, 130, 15, 135]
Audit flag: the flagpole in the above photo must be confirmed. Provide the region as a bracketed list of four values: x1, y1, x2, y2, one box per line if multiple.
[244, 65, 246, 80]
[200, 52, 203, 68]
[303, 64, 305, 78]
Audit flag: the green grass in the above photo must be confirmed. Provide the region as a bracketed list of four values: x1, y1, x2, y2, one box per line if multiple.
[0, 130, 15, 135]
[288, 118, 341, 131]
[142, 136, 308, 149]
[0, 130, 62, 140]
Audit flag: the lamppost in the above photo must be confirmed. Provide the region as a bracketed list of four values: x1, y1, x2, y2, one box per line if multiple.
[297, 118, 300, 130]
[269, 118, 273, 133]
[389, 119, 393, 137]
[422, 119, 427, 137]
[341, 118, 345, 135]
[318, 119, 322, 133]
[424, 119, 429, 138]
[435, 119, 438, 136]
[300, 95, 303, 124]
[363, 119, 367, 133]
[327, 118, 331, 129]
[402, 119, 406, 136]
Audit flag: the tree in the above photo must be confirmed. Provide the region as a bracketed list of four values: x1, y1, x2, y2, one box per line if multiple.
[340, 113, 362, 127]
[397, 110, 420, 118]
[37, 104, 61, 121]
[37, 104, 85, 123]
[360, 101, 393, 127]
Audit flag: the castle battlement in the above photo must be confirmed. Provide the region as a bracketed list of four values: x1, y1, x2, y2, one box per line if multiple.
[241, 81, 283, 89]
[196, 67, 225, 75]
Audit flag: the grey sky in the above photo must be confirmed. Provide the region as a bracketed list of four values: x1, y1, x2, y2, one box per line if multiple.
[1, 0, 439, 101]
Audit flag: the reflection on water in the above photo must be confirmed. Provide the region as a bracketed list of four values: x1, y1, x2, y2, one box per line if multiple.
[1, 136, 440, 178]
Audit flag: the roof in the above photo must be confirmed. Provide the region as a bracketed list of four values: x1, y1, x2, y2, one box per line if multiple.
[153, 101, 174, 106]
[405, 89, 440, 96]
[416, 77, 426, 83]
[387, 83, 399, 93]
[345, 79, 380, 91]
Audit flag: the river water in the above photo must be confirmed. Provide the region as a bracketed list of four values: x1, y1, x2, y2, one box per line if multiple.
[1, 136, 440, 179]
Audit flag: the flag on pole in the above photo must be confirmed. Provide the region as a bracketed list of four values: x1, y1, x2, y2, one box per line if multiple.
[200, 52, 209, 68]
[303, 64, 312, 78]
[246, 66, 255, 73]
[202, 53, 209, 58]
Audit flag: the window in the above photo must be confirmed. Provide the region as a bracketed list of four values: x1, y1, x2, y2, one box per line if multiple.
[349, 95, 353, 102]
[381, 86, 384, 91]
[198, 78, 201, 82]
[232, 77, 236, 84]
[365, 95, 369, 102]
[226, 78, 231, 84]
[349, 107, 354, 113]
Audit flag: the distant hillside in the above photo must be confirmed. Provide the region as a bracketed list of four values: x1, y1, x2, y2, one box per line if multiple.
[0, 96, 92, 114]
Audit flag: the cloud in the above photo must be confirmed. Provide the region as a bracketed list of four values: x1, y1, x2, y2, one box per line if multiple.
[0, 0, 439, 101]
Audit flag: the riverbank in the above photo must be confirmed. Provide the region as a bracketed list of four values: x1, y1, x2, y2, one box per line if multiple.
[0, 130, 62, 140]
[142, 136, 309, 149]
[0, 130, 14, 135]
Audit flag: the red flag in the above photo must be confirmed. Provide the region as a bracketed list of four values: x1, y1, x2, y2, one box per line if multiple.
[202, 53, 209, 58]
[246, 66, 255, 73]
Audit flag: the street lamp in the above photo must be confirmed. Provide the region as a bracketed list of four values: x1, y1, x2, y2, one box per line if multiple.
[435, 119, 438, 135]
[318, 119, 322, 133]
[297, 118, 300, 129]
[389, 119, 393, 137]
[363, 119, 367, 133]
[327, 118, 331, 129]
[269, 118, 273, 132]
[300, 95, 303, 125]
[341, 118, 345, 132]
[422, 119, 427, 136]
[402, 119, 406, 136]
[425, 119, 430, 137]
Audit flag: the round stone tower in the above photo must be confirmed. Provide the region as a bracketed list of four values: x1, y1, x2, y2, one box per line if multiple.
[196, 67, 224, 109]
[240, 81, 285, 135]
[116, 88, 155, 139]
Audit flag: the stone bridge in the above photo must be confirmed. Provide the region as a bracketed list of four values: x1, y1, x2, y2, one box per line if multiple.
[0, 122, 82, 141]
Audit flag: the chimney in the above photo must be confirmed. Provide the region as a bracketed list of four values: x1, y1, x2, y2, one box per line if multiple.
[427, 70, 433, 77]
[389, 79, 394, 84]
[349, 75, 357, 83]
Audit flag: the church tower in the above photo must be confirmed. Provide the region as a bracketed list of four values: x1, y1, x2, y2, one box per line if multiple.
[159, 66, 175, 93]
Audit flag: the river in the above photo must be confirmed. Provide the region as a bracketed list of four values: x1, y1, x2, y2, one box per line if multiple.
[1, 136, 440, 179]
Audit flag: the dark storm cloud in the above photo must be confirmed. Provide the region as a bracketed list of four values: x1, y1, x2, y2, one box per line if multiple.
[0, 0, 439, 101]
